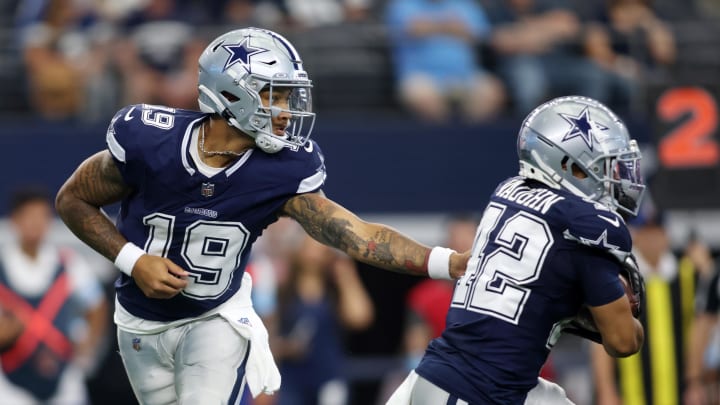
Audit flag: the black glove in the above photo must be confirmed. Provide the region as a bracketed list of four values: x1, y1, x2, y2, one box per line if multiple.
[563, 306, 602, 344]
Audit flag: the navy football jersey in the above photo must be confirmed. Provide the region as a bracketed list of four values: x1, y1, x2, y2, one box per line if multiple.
[105, 104, 326, 321]
[415, 176, 629, 404]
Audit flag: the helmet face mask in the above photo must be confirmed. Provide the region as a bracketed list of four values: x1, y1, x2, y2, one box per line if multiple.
[198, 27, 315, 153]
[517, 96, 646, 216]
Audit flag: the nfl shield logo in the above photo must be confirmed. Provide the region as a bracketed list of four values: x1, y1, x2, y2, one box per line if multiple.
[132, 337, 141, 351]
[201, 182, 215, 197]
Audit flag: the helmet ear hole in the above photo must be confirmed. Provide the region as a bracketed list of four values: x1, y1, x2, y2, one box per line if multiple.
[570, 163, 588, 179]
[221, 91, 240, 102]
[560, 156, 569, 171]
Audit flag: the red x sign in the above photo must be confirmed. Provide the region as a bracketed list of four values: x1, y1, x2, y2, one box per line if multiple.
[0, 272, 73, 373]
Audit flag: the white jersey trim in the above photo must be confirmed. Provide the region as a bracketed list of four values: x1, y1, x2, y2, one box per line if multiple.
[225, 149, 254, 177]
[107, 128, 126, 163]
[297, 169, 326, 194]
[181, 117, 207, 176]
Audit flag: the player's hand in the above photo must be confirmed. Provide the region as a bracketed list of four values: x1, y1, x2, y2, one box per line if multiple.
[449, 250, 471, 279]
[131, 255, 189, 299]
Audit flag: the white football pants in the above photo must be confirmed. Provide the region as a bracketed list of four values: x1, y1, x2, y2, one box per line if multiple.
[386, 371, 575, 405]
[118, 315, 249, 405]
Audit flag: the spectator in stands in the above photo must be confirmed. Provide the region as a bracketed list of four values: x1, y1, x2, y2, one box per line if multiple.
[590, 204, 694, 405]
[113, 0, 207, 110]
[0, 186, 108, 404]
[272, 233, 374, 405]
[484, 0, 610, 116]
[385, 0, 505, 123]
[695, 0, 720, 19]
[684, 236, 720, 405]
[282, 0, 372, 27]
[221, 0, 283, 27]
[583, 0, 676, 112]
[19, 0, 117, 121]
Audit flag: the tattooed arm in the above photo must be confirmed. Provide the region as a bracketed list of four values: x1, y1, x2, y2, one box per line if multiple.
[280, 192, 468, 278]
[55, 151, 131, 261]
[56, 151, 187, 298]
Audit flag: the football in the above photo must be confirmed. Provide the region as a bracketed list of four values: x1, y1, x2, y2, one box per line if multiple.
[620, 272, 641, 317]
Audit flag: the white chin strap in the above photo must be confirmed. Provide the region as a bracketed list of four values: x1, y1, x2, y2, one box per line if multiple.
[254, 133, 285, 154]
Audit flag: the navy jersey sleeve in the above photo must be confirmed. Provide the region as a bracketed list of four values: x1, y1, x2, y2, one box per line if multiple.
[105, 104, 146, 187]
[574, 247, 625, 307]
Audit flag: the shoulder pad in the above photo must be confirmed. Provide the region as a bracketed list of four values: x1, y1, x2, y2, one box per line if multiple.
[266, 140, 326, 194]
[563, 199, 631, 255]
[106, 104, 144, 163]
[294, 140, 326, 193]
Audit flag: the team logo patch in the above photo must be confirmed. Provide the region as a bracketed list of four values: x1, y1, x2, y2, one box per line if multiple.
[132, 337, 141, 352]
[559, 107, 608, 151]
[238, 317, 252, 327]
[579, 229, 620, 250]
[222, 37, 268, 72]
[201, 182, 215, 197]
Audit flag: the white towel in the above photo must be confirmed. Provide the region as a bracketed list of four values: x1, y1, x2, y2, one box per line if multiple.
[386, 370, 418, 405]
[219, 273, 282, 398]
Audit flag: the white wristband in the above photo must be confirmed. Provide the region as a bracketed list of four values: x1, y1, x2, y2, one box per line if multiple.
[428, 246, 455, 280]
[114, 243, 145, 276]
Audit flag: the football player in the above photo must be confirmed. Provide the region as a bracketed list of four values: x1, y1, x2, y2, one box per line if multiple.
[387, 96, 646, 404]
[55, 27, 469, 405]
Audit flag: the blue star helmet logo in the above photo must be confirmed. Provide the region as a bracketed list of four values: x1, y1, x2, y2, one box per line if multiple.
[559, 107, 608, 151]
[222, 36, 268, 72]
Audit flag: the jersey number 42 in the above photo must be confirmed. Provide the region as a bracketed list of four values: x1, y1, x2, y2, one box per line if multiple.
[451, 202, 554, 325]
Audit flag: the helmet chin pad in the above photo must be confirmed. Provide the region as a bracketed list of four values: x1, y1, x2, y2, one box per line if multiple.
[224, 114, 284, 154]
[254, 133, 285, 154]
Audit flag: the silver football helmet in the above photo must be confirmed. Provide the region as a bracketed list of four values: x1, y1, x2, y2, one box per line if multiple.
[198, 27, 315, 153]
[517, 96, 645, 216]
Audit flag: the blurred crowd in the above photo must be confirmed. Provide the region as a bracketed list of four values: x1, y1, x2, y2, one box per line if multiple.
[2, 0, 714, 124]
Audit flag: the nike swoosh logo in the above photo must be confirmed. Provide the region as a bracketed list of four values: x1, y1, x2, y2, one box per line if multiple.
[597, 215, 620, 227]
[303, 141, 314, 153]
[124, 107, 136, 121]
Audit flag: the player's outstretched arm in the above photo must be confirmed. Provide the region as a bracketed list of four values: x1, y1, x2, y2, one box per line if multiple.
[280, 192, 468, 279]
[56, 151, 188, 298]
